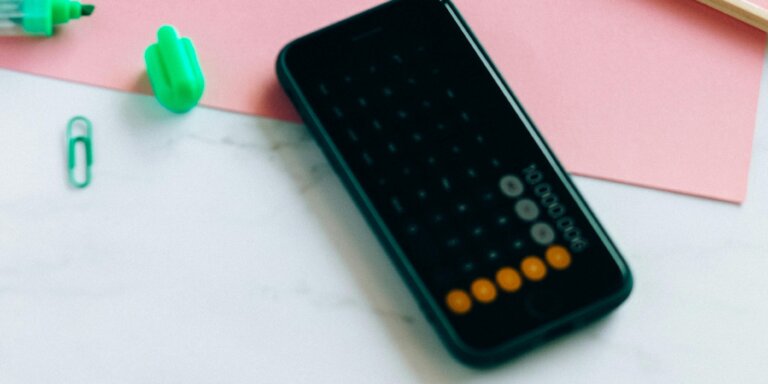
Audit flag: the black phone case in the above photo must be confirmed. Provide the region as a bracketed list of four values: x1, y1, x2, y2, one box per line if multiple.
[276, 0, 632, 366]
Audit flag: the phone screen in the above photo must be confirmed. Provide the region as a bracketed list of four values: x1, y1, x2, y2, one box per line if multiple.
[281, 0, 630, 352]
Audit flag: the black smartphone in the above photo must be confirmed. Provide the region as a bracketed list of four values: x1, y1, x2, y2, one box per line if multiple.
[277, 0, 632, 366]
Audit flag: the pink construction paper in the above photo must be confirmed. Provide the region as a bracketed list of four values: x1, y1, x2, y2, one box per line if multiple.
[453, 0, 767, 203]
[0, 0, 380, 119]
[0, 0, 764, 202]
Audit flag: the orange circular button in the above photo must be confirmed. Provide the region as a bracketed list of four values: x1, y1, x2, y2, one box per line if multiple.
[470, 278, 498, 303]
[521, 256, 548, 281]
[546, 245, 572, 270]
[496, 267, 523, 292]
[446, 289, 472, 315]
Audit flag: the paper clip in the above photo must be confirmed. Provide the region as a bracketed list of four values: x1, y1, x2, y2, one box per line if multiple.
[66, 116, 93, 189]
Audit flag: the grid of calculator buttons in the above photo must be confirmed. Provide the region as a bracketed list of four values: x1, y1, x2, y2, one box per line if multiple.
[312, 44, 575, 317]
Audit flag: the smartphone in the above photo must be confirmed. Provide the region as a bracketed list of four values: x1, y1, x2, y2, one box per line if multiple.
[277, 0, 632, 366]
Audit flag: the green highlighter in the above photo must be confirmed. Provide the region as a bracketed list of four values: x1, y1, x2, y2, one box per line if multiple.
[0, 0, 94, 36]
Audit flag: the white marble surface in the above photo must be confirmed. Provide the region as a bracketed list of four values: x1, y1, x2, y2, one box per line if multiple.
[1, 52, 767, 383]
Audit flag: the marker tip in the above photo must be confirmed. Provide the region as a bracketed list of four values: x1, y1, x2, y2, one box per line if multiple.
[81, 4, 95, 16]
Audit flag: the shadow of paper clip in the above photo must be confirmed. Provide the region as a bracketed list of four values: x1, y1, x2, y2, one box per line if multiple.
[67, 116, 93, 189]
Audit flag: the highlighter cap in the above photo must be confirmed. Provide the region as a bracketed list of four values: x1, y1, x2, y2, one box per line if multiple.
[145, 25, 206, 113]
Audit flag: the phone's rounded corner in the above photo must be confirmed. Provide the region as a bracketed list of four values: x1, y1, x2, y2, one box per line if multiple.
[609, 252, 634, 305]
[615, 263, 634, 304]
[431, 315, 525, 369]
[275, 40, 298, 81]
[276, 35, 314, 85]
[443, 335, 530, 369]
[589, 261, 634, 321]
[443, 338, 505, 369]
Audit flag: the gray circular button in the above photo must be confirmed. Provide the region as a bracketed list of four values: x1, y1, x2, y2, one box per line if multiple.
[499, 175, 524, 198]
[515, 199, 540, 221]
[530, 222, 556, 245]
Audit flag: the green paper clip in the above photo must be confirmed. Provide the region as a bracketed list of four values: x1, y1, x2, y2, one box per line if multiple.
[145, 25, 205, 113]
[66, 116, 93, 189]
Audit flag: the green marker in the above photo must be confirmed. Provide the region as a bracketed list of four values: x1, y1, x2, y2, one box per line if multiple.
[0, 0, 94, 37]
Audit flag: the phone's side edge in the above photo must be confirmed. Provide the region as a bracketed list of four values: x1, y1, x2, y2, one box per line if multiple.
[439, 0, 634, 362]
[443, 0, 635, 300]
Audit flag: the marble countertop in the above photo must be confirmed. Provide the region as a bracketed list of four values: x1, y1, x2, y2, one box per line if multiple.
[1, 60, 767, 383]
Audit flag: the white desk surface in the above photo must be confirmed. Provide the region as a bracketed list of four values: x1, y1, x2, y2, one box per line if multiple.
[1, 49, 767, 383]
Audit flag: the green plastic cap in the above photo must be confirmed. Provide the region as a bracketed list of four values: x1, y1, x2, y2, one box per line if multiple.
[145, 25, 206, 113]
[23, 0, 95, 36]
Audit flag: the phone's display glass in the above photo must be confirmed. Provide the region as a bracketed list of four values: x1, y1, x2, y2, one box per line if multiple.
[282, 0, 630, 351]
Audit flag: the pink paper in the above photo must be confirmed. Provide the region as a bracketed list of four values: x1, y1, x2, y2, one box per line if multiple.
[452, 0, 766, 202]
[0, 0, 380, 120]
[0, 0, 764, 202]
